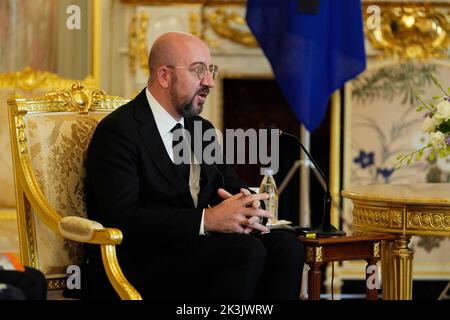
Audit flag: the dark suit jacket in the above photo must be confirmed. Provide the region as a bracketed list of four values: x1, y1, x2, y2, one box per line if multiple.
[84, 89, 247, 296]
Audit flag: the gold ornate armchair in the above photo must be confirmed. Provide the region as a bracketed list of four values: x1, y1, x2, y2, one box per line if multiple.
[0, 68, 95, 255]
[7, 83, 141, 300]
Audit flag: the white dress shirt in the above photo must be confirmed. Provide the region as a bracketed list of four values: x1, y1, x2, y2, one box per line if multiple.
[145, 88, 205, 235]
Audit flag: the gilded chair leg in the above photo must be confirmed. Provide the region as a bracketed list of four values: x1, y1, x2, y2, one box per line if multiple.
[392, 236, 413, 300]
[100, 245, 142, 300]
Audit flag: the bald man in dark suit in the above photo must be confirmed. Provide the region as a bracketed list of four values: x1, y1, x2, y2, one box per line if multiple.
[84, 32, 304, 300]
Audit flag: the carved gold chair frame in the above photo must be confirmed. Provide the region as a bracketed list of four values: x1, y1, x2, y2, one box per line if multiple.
[8, 82, 141, 300]
[0, 68, 97, 258]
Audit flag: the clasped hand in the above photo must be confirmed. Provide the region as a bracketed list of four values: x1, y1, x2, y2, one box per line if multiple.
[204, 188, 272, 234]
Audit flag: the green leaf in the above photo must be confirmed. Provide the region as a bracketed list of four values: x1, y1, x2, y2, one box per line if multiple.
[433, 96, 441, 100]
[415, 152, 422, 161]
[437, 119, 450, 133]
[429, 152, 435, 161]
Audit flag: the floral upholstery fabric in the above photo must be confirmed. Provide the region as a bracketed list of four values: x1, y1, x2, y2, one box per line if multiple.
[24, 112, 109, 275]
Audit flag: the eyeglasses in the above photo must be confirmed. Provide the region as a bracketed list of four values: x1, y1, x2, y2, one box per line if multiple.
[167, 62, 219, 81]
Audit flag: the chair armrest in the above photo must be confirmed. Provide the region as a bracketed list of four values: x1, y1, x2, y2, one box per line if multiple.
[58, 216, 122, 245]
[58, 216, 142, 300]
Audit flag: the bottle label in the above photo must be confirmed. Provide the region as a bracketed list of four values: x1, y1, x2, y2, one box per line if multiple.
[260, 183, 278, 225]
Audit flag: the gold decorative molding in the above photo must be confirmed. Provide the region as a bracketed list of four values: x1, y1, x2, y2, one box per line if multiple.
[138, 13, 150, 75]
[408, 211, 450, 230]
[390, 210, 402, 227]
[306, 246, 323, 263]
[353, 206, 391, 227]
[315, 247, 323, 263]
[189, 12, 201, 37]
[306, 247, 315, 262]
[121, 0, 246, 4]
[129, 12, 150, 75]
[373, 242, 381, 258]
[363, 3, 450, 59]
[129, 14, 138, 75]
[47, 278, 66, 290]
[0, 67, 95, 91]
[9, 83, 127, 117]
[205, 8, 258, 48]
[44, 83, 107, 115]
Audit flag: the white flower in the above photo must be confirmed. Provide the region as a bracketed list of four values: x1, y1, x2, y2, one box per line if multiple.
[422, 117, 436, 133]
[395, 77, 450, 168]
[436, 156, 450, 173]
[411, 131, 429, 149]
[429, 131, 446, 149]
[434, 99, 450, 120]
[432, 115, 444, 127]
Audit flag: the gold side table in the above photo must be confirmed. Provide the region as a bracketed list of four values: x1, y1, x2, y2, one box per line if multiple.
[342, 183, 450, 300]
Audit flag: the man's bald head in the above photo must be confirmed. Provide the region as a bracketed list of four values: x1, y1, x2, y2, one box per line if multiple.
[148, 32, 210, 83]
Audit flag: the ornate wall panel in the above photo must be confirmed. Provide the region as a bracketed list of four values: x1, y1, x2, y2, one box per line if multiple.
[0, 0, 58, 72]
[362, 1, 450, 60]
[341, 60, 450, 282]
[332, 1, 450, 297]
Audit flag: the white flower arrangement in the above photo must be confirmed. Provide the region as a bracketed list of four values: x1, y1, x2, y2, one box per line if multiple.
[395, 76, 450, 168]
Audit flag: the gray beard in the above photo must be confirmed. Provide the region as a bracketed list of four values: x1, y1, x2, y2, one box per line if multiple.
[172, 94, 202, 118]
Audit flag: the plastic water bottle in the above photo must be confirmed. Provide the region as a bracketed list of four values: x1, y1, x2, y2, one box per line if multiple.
[259, 168, 279, 225]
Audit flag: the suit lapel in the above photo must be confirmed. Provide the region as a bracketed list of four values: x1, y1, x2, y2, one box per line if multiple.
[133, 89, 194, 206]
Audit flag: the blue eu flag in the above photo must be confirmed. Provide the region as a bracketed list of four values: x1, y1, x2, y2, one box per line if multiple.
[246, 0, 366, 132]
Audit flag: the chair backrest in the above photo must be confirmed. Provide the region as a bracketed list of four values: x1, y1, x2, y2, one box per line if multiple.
[8, 82, 128, 290]
[0, 67, 95, 255]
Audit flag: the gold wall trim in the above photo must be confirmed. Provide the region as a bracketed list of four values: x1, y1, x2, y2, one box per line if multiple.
[92, 0, 101, 87]
[129, 13, 138, 75]
[363, 2, 450, 59]
[121, 0, 247, 4]
[129, 12, 149, 75]
[363, 1, 450, 7]
[138, 13, 150, 75]
[205, 8, 258, 48]
[189, 12, 201, 38]
[0, 67, 95, 91]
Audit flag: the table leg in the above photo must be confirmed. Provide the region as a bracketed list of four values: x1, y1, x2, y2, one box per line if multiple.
[308, 263, 322, 300]
[392, 235, 413, 300]
[365, 259, 379, 300]
[381, 240, 394, 300]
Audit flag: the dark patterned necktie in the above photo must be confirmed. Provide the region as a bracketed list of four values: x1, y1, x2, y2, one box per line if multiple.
[171, 123, 190, 183]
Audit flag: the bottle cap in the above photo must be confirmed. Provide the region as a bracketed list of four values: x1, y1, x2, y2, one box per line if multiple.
[261, 168, 274, 176]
